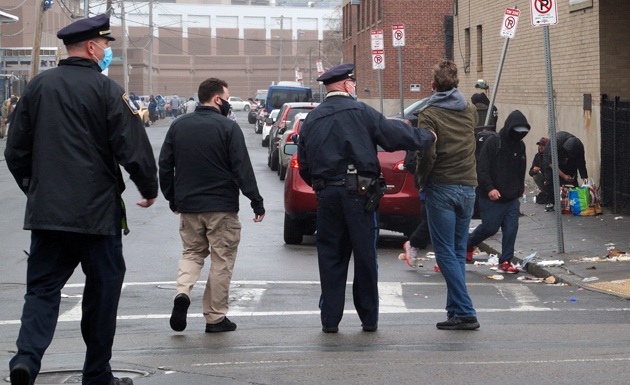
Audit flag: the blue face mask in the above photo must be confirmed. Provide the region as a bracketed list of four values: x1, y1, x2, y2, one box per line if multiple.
[92, 41, 113, 71]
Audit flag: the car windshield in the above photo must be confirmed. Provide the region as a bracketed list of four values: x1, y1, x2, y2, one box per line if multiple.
[269, 90, 311, 108]
[270, 110, 280, 119]
[404, 97, 430, 115]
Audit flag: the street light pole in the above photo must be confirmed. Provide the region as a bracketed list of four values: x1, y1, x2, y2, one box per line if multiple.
[278, 15, 283, 83]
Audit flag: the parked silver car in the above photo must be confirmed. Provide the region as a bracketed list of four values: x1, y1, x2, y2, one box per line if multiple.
[277, 112, 309, 180]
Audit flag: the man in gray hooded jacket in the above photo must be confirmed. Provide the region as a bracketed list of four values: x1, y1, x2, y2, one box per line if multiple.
[415, 60, 479, 331]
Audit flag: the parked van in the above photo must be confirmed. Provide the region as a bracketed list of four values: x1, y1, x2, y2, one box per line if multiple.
[265, 82, 312, 116]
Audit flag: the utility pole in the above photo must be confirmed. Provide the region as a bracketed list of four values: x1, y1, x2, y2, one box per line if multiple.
[121, 0, 128, 92]
[278, 15, 283, 82]
[148, 0, 153, 95]
[106, 0, 112, 17]
[84, 0, 88, 18]
[30, 0, 47, 81]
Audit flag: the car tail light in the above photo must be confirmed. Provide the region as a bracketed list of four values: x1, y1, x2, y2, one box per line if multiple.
[290, 157, 299, 169]
[393, 160, 407, 173]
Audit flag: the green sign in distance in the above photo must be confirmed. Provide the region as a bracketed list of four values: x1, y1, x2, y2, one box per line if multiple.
[111, 56, 123, 61]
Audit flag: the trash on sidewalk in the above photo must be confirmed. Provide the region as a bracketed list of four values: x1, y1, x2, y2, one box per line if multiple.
[582, 277, 599, 282]
[485, 275, 505, 280]
[520, 252, 537, 269]
[537, 260, 565, 267]
[516, 275, 556, 284]
[586, 266, 597, 270]
[614, 216, 623, 220]
[474, 254, 499, 266]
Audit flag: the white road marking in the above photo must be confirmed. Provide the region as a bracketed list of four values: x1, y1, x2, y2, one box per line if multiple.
[2, 280, 629, 326]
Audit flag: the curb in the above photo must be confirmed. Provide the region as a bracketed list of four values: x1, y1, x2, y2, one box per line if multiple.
[475, 241, 630, 299]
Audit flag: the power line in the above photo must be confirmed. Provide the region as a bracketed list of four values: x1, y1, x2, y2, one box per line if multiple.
[0, 0, 28, 12]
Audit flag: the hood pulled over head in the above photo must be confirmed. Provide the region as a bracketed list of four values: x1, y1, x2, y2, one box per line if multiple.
[500, 110, 530, 142]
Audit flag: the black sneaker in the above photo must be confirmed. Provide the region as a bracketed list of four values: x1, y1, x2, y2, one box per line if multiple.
[169, 293, 190, 332]
[322, 325, 339, 333]
[110, 377, 134, 385]
[205, 317, 237, 333]
[362, 324, 378, 332]
[436, 316, 480, 330]
[10, 364, 32, 385]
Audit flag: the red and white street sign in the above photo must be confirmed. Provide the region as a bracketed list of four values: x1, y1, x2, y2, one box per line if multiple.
[371, 30, 384, 50]
[500, 8, 520, 38]
[392, 24, 405, 47]
[531, 0, 558, 26]
[372, 49, 385, 70]
[295, 69, 303, 83]
[316, 59, 324, 77]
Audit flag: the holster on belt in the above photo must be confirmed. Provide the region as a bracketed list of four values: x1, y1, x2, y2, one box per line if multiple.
[364, 175, 386, 212]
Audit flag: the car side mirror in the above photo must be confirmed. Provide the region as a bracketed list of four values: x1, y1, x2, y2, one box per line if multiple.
[291, 134, 298, 143]
[265, 117, 274, 124]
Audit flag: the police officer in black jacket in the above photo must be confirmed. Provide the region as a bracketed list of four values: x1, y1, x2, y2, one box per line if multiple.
[297, 63, 436, 333]
[4, 14, 158, 385]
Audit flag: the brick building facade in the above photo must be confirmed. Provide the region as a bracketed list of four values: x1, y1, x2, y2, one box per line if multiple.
[454, 0, 629, 184]
[342, 0, 454, 113]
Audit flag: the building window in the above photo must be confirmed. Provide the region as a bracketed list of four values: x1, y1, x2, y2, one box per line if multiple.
[356, 4, 360, 33]
[476, 25, 483, 72]
[464, 28, 470, 72]
[378, 0, 382, 21]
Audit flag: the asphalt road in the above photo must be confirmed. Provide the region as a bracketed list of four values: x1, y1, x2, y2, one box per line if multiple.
[1, 111, 630, 385]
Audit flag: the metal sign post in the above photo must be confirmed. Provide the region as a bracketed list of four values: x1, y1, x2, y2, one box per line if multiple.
[543, 25, 564, 253]
[371, 30, 385, 113]
[531, 0, 563, 253]
[485, 7, 519, 126]
[392, 24, 405, 117]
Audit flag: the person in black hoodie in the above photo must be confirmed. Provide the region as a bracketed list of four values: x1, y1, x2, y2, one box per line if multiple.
[541, 131, 588, 210]
[159, 78, 265, 334]
[467, 110, 530, 273]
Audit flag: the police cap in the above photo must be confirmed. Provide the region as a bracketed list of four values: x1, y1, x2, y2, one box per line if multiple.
[317, 63, 355, 85]
[57, 14, 116, 46]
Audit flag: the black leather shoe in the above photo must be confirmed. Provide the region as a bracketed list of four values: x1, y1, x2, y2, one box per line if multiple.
[362, 324, 378, 332]
[436, 316, 480, 330]
[10, 364, 32, 385]
[110, 377, 134, 385]
[205, 317, 237, 332]
[322, 325, 339, 333]
[170, 293, 190, 332]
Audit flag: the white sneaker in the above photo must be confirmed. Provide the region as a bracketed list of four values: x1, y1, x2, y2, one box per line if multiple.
[403, 241, 420, 267]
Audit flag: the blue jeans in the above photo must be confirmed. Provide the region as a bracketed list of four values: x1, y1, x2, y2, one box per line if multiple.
[425, 183, 476, 318]
[468, 197, 520, 264]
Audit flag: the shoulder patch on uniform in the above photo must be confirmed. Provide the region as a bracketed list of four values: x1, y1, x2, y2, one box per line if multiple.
[122, 93, 139, 115]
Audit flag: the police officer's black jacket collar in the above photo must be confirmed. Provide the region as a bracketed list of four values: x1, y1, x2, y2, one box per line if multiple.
[195, 104, 221, 115]
[325, 91, 352, 99]
[59, 56, 102, 72]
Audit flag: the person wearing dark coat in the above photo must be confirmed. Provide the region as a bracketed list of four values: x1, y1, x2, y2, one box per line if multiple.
[467, 110, 530, 273]
[4, 14, 157, 385]
[159, 78, 265, 334]
[298, 63, 436, 333]
[541, 131, 588, 209]
[529, 137, 549, 199]
[471, 92, 498, 127]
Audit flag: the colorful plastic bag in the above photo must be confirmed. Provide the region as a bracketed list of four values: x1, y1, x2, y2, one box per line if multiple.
[568, 186, 591, 215]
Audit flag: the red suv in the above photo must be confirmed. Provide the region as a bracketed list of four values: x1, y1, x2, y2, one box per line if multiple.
[283, 149, 422, 244]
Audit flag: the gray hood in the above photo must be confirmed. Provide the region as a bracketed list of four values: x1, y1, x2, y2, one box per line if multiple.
[427, 88, 468, 111]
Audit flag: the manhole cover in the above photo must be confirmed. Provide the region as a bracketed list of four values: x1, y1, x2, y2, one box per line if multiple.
[5, 369, 149, 384]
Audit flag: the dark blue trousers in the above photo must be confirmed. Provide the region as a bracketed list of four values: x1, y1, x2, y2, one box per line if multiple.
[467, 197, 520, 264]
[10, 230, 125, 385]
[316, 186, 379, 328]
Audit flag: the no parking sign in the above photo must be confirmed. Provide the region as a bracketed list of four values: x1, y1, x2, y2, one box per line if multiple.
[531, 0, 558, 26]
[500, 8, 520, 38]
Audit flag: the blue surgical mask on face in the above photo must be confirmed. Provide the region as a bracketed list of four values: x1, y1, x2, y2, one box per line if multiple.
[91, 41, 113, 71]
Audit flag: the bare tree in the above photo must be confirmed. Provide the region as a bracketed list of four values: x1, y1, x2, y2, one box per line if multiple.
[321, 6, 343, 69]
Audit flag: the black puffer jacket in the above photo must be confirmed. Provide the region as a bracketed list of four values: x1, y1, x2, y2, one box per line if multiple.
[5, 57, 158, 236]
[476, 110, 530, 203]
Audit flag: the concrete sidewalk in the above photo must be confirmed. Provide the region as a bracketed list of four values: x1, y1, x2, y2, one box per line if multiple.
[478, 183, 630, 300]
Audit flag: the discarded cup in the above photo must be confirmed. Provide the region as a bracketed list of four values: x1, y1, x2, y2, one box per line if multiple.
[582, 277, 599, 282]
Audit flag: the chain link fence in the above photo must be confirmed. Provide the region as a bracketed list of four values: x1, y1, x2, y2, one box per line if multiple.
[601, 96, 630, 214]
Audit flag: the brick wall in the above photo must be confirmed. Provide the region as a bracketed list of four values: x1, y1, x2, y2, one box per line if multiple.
[343, 0, 454, 114]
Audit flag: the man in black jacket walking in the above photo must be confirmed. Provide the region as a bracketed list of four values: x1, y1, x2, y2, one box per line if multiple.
[159, 78, 265, 334]
[467, 110, 530, 274]
[5, 14, 158, 385]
